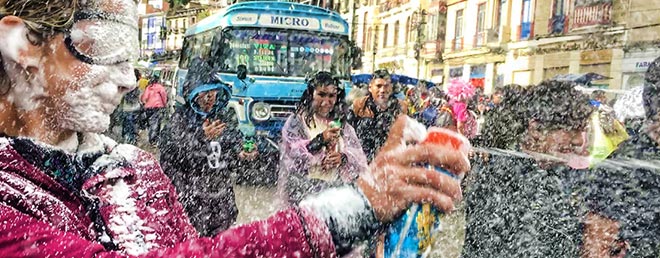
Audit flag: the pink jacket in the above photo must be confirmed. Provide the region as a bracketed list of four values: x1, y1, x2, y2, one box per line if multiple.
[0, 136, 336, 257]
[141, 83, 167, 109]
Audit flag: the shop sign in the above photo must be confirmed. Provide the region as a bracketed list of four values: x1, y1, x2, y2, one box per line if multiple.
[636, 61, 652, 70]
[580, 49, 612, 65]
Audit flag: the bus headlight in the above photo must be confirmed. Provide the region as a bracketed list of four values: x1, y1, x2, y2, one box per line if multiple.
[251, 102, 271, 121]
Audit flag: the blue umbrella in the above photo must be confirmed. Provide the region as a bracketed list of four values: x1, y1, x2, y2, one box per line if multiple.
[351, 74, 436, 88]
[351, 74, 372, 85]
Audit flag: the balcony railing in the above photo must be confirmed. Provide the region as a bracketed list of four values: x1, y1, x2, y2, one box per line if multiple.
[452, 37, 463, 51]
[474, 31, 487, 47]
[571, 3, 612, 28]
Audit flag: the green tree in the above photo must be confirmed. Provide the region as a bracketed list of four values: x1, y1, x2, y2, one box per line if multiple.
[167, 0, 190, 9]
[197, 10, 211, 20]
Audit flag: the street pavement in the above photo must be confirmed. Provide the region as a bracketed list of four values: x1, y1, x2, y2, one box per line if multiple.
[233, 184, 281, 224]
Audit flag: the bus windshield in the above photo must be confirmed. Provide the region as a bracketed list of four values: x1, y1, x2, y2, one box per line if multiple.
[216, 28, 350, 78]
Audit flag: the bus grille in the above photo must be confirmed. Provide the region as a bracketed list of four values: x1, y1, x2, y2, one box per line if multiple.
[270, 104, 295, 119]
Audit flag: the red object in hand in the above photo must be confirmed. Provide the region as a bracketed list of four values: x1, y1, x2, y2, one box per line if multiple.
[422, 127, 471, 166]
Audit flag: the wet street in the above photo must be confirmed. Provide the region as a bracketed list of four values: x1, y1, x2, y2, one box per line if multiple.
[233, 184, 281, 224]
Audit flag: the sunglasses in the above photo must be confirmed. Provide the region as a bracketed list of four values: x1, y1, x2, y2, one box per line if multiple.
[6, 10, 139, 66]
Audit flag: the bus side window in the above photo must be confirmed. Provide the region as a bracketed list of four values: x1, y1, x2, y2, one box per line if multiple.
[179, 37, 195, 69]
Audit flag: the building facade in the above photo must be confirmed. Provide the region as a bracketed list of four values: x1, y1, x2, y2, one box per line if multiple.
[443, 0, 505, 94]
[138, 0, 227, 63]
[138, 0, 169, 61]
[502, 0, 660, 91]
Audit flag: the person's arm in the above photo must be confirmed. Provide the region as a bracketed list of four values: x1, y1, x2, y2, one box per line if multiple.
[0, 203, 336, 258]
[281, 116, 340, 203]
[337, 124, 368, 181]
[140, 87, 150, 104]
[158, 87, 168, 107]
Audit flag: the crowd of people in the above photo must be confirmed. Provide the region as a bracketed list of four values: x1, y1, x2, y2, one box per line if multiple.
[0, 0, 658, 257]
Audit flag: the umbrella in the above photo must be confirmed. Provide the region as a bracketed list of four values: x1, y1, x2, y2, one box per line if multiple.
[350, 74, 436, 88]
[350, 74, 372, 85]
[391, 74, 419, 86]
[551, 73, 611, 85]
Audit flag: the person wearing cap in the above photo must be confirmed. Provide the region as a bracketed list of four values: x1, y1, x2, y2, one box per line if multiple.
[0, 0, 468, 257]
[348, 69, 408, 161]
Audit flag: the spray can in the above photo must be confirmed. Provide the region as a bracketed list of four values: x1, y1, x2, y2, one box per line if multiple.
[329, 119, 341, 129]
[384, 127, 471, 258]
[328, 119, 342, 152]
[243, 139, 256, 153]
[242, 125, 257, 153]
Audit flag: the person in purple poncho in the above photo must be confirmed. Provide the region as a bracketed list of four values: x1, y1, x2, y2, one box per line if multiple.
[279, 71, 368, 205]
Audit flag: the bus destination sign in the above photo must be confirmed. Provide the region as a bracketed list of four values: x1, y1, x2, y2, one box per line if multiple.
[259, 14, 321, 30]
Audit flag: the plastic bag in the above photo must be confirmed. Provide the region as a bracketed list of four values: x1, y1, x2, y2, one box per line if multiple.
[588, 111, 629, 166]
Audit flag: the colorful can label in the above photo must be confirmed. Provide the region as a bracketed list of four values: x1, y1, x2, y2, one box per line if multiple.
[384, 127, 470, 258]
[384, 167, 456, 258]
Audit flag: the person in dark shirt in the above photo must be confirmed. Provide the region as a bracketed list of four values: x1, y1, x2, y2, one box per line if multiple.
[463, 80, 595, 258]
[348, 69, 408, 161]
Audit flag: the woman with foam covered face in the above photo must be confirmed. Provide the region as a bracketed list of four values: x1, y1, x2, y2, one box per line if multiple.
[0, 1, 469, 256]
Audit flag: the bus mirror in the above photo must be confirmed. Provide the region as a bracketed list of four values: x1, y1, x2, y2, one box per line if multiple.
[237, 64, 248, 80]
[350, 43, 363, 70]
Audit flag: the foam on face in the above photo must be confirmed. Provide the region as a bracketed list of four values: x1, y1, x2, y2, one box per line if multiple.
[0, 25, 47, 111]
[58, 64, 120, 133]
[53, 0, 138, 133]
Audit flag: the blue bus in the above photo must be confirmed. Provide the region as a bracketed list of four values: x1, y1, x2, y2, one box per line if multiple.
[176, 1, 355, 138]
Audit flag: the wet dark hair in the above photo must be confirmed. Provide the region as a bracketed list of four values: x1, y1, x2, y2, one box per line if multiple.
[591, 90, 606, 100]
[372, 69, 391, 80]
[479, 81, 592, 149]
[526, 80, 593, 131]
[479, 84, 528, 149]
[643, 56, 660, 120]
[134, 69, 141, 82]
[149, 74, 161, 84]
[296, 71, 346, 128]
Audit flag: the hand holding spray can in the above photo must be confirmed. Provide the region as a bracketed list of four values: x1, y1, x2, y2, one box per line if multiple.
[328, 119, 342, 152]
[384, 127, 471, 258]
